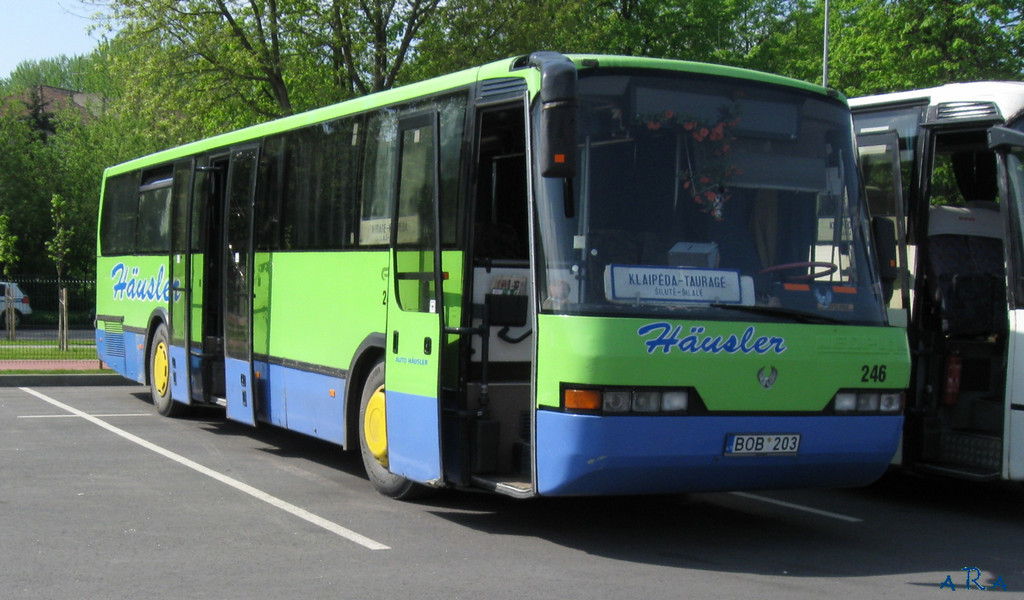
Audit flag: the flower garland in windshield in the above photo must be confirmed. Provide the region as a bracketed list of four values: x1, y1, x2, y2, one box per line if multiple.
[640, 105, 741, 221]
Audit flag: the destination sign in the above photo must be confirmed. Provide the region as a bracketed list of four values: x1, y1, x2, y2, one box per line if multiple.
[605, 264, 742, 304]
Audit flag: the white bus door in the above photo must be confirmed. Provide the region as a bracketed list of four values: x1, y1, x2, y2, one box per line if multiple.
[990, 126, 1024, 480]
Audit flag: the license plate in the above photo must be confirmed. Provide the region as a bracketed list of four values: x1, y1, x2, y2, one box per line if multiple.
[725, 433, 801, 456]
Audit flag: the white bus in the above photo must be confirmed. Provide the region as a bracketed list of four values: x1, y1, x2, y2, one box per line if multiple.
[851, 82, 1024, 481]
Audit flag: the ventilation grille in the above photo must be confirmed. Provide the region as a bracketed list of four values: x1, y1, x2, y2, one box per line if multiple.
[478, 78, 527, 100]
[936, 101, 999, 121]
[104, 321, 125, 358]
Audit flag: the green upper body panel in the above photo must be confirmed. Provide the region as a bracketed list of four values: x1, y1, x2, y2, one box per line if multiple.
[536, 314, 909, 411]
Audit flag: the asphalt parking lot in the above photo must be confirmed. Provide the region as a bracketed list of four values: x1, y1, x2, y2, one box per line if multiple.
[2, 382, 1022, 599]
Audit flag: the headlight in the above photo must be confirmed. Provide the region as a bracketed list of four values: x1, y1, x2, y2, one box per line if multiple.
[857, 393, 880, 411]
[834, 390, 903, 413]
[602, 390, 631, 413]
[662, 390, 689, 412]
[563, 386, 695, 415]
[835, 392, 857, 412]
[879, 392, 903, 412]
[632, 391, 661, 412]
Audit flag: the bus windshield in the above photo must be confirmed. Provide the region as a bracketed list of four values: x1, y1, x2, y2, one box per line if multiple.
[535, 70, 885, 325]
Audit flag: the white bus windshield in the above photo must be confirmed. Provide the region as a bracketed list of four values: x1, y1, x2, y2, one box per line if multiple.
[534, 71, 886, 325]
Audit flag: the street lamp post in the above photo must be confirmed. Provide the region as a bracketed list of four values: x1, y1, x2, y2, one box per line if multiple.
[823, 0, 831, 87]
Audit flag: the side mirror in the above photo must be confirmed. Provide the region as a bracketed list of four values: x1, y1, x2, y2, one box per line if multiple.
[530, 52, 578, 179]
[872, 216, 898, 303]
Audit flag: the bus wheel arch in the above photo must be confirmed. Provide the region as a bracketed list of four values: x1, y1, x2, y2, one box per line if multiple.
[146, 311, 185, 417]
[356, 358, 427, 499]
[142, 310, 168, 388]
[345, 335, 386, 450]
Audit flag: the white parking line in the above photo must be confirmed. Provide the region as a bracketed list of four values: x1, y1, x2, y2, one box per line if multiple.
[19, 387, 390, 551]
[19, 413, 151, 418]
[730, 491, 863, 523]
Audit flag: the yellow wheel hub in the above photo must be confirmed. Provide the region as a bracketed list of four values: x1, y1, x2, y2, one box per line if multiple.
[153, 341, 169, 397]
[364, 386, 389, 467]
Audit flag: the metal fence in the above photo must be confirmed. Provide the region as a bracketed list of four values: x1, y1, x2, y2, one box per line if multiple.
[0, 278, 103, 370]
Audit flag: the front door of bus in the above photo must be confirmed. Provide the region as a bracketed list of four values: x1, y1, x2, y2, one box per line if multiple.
[990, 126, 1024, 480]
[385, 112, 445, 484]
[223, 145, 260, 426]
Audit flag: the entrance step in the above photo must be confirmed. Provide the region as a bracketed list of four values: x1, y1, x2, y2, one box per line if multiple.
[471, 474, 534, 498]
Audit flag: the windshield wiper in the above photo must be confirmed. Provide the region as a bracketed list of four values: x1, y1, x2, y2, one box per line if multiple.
[709, 303, 845, 325]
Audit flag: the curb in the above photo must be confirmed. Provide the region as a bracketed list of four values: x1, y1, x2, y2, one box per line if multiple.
[0, 373, 139, 387]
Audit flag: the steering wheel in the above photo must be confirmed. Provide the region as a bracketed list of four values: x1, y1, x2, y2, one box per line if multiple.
[759, 261, 839, 281]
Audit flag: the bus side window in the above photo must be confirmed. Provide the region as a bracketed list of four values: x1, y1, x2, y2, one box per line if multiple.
[358, 111, 398, 246]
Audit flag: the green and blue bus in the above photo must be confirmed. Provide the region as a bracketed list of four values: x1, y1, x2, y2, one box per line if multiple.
[96, 52, 908, 498]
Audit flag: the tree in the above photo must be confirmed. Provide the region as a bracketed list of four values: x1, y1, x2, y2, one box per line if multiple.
[46, 194, 74, 350]
[411, 0, 775, 80]
[0, 55, 100, 97]
[0, 214, 19, 339]
[0, 112, 58, 276]
[744, 0, 1024, 96]
[95, 0, 443, 128]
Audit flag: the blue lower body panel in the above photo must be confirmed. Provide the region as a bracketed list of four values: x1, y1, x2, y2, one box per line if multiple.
[256, 362, 346, 446]
[225, 356, 255, 426]
[168, 344, 190, 403]
[386, 390, 442, 484]
[97, 328, 145, 384]
[536, 412, 903, 496]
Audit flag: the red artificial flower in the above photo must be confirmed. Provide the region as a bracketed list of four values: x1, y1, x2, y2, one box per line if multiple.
[710, 122, 725, 141]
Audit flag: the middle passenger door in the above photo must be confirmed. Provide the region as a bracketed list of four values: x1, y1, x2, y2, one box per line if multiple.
[384, 111, 446, 484]
[223, 145, 260, 426]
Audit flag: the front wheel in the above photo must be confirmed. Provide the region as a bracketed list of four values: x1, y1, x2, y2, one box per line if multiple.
[357, 360, 426, 500]
[149, 323, 186, 417]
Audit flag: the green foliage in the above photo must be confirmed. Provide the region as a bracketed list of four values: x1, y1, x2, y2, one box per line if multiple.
[46, 194, 75, 282]
[0, 214, 19, 279]
[746, 0, 1024, 95]
[2, 0, 1024, 284]
[0, 112, 56, 275]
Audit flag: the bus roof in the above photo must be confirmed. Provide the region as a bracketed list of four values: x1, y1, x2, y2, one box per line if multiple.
[849, 81, 1024, 125]
[105, 53, 834, 176]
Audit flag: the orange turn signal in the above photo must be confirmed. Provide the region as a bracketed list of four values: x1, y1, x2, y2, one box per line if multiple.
[564, 389, 601, 411]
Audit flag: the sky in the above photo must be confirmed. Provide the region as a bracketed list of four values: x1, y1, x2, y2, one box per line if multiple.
[0, 1, 105, 79]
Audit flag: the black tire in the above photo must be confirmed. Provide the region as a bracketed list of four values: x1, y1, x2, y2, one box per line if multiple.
[149, 323, 186, 417]
[0, 309, 20, 329]
[357, 360, 426, 500]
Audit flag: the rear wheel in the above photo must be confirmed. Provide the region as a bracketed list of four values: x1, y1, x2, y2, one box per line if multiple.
[150, 323, 185, 417]
[358, 360, 425, 499]
[0, 309, 20, 329]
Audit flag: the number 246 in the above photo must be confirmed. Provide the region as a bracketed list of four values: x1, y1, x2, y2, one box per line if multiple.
[861, 364, 887, 383]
